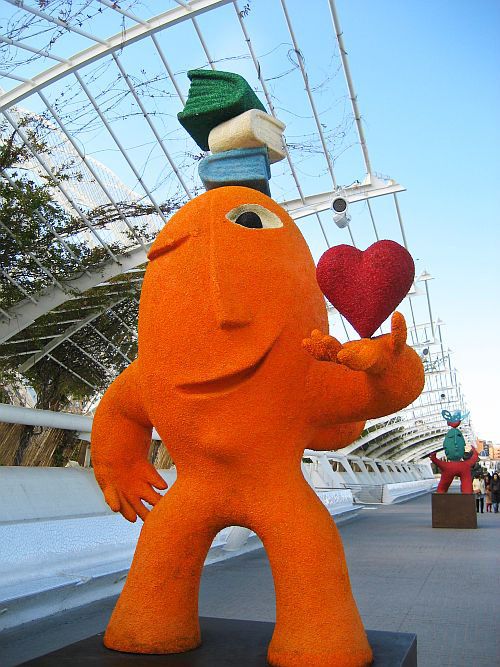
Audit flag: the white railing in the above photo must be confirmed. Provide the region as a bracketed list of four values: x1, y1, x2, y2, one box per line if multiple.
[302, 450, 434, 505]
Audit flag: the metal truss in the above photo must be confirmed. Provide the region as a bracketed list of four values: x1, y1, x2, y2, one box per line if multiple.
[0, 0, 420, 322]
[342, 348, 469, 461]
[0, 0, 473, 447]
[399, 439, 446, 463]
[0, 185, 348, 347]
[390, 429, 449, 461]
[18, 297, 129, 373]
[1, 181, 405, 349]
[282, 176, 406, 221]
[369, 422, 448, 460]
[0, 246, 148, 344]
[0, 0, 232, 111]
[341, 419, 405, 456]
[360, 417, 446, 458]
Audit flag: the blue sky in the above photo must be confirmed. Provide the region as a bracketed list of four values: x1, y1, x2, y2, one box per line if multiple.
[2, 0, 499, 440]
[334, 0, 500, 441]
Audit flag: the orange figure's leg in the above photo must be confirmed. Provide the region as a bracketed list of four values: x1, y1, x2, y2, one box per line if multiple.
[104, 481, 221, 654]
[258, 481, 372, 667]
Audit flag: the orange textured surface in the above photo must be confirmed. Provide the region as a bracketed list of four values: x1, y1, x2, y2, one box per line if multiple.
[91, 186, 424, 666]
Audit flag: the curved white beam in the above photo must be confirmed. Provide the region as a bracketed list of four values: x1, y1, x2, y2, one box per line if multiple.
[368, 423, 447, 459]
[279, 0, 338, 188]
[0, 0, 232, 112]
[385, 428, 448, 460]
[373, 423, 446, 456]
[348, 409, 447, 452]
[328, 0, 372, 175]
[340, 418, 405, 455]
[282, 176, 405, 221]
[400, 439, 445, 462]
[401, 426, 476, 462]
[18, 297, 128, 373]
[358, 415, 446, 456]
[0, 245, 148, 344]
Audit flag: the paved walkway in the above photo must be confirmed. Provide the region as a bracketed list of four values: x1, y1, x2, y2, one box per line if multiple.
[1, 493, 498, 666]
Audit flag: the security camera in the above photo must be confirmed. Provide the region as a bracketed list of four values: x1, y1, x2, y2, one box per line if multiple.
[420, 347, 429, 360]
[331, 193, 351, 228]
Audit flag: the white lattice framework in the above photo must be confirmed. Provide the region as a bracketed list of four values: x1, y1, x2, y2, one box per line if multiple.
[0, 0, 472, 460]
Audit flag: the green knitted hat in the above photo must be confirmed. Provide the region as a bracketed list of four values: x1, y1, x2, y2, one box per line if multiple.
[178, 69, 266, 150]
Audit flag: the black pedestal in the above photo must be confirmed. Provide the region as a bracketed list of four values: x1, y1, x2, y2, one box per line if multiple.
[432, 492, 477, 528]
[20, 616, 417, 666]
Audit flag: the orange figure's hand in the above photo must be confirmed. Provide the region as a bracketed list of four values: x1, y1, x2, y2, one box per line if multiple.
[337, 311, 408, 374]
[91, 360, 168, 524]
[307, 311, 424, 425]
[302, 330, 342, 362]
[98, 460, 167, 523]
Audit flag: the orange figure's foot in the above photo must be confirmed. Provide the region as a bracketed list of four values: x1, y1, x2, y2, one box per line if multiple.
[104, 620, 201, 655]
[267, 595, 373, 667]
[259, 481, 373, 667]
[268, 640, 373, 667]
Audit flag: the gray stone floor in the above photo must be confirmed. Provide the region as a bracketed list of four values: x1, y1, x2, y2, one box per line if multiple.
[1, 493, 498, 666]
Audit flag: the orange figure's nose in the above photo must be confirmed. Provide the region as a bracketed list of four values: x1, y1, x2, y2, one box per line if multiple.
[209, 215, 252, 330]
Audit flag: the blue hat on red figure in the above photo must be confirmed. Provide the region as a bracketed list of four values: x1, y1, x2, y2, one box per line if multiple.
[442, 409, 469, 428]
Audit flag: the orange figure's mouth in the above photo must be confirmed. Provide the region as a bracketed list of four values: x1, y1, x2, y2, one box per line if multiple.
[177, 341, 276, 395]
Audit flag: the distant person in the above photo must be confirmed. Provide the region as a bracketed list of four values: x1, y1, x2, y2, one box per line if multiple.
[491, 473, 500, 513]
[473, 476, 485, 513]
[485, 481, 492, 513]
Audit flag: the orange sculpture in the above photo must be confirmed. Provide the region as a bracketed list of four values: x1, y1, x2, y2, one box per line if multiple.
[91, 186, 424, 667]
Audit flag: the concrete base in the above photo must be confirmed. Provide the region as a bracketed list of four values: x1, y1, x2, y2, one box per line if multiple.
[432, 492, 477, 528]
[20, 616, 417, 666]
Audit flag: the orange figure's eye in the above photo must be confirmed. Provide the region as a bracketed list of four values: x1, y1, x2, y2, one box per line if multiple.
[226, 204, 283, 230]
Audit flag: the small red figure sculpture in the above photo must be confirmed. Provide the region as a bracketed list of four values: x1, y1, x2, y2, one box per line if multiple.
[430, 449, 478, 493]
[430, 410, 477, 493]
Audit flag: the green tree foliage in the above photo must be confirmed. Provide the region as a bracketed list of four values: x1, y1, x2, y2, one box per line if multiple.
[0, 118, 126, 311]
[0, 115, 180, 463]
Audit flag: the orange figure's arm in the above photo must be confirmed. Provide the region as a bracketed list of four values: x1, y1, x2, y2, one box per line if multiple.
[308, 420, 366, 451]
[305, 312, 425, 427]
[91, 360, 167, 523]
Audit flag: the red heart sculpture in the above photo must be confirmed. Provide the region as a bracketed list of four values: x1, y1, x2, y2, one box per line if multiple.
[316, 240, 415, 338]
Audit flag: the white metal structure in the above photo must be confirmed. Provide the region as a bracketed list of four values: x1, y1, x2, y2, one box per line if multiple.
[302, 448, 436, 504]
[0, 0, 472, 461]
